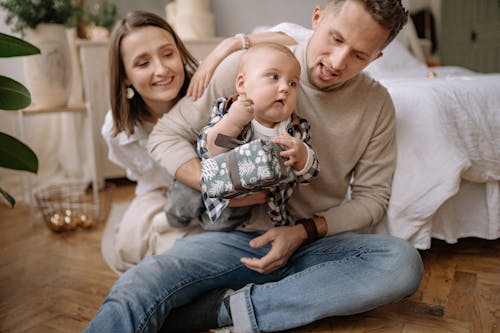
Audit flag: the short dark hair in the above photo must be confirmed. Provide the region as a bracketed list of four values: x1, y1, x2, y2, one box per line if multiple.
[326, 0, 409, 47]
[108, 10, 198, 136]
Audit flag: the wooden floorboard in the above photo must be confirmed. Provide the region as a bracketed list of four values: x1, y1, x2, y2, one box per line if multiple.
[1, 182, 499, 333]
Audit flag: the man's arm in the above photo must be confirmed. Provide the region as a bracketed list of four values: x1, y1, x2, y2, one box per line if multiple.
[323, 97, 397, 236]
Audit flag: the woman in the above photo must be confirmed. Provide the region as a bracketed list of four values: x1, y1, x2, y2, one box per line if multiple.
[102, 10, 273, 273]
[101, 10, 200, 273]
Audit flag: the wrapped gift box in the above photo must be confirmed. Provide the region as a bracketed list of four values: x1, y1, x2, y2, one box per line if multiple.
[201, 139, 289, 199]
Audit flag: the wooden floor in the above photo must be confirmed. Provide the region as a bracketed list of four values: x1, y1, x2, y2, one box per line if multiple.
[1, 182, 499, 333]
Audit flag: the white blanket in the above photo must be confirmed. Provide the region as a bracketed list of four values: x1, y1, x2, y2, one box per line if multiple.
[375, 73, 500, 248]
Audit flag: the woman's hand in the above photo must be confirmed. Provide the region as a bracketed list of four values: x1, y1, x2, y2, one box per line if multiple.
[186, 55, 219, 100]
[186, 32, 298, 100]
[187, 36, 242, 100]
[240, 225, 307, 274]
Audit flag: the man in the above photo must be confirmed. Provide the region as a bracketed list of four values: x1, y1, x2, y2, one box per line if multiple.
[85, 1, 423, 332]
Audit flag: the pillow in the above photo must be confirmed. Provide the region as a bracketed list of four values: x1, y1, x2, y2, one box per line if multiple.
[364, 39, 427, 78]
[369, 39, 425, 70]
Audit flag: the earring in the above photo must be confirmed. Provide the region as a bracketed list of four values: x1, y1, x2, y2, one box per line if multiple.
[126, 87, 135, 99]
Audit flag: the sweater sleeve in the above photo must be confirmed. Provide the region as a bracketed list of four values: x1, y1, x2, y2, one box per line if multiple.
[323, 95, 397, 235]
[147, 51, 244, 178]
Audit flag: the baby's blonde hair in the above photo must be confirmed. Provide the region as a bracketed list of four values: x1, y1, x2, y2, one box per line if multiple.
[238, 42, 300, 75]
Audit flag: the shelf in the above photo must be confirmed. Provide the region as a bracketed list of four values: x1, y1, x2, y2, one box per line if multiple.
[19, 102, 86, 115]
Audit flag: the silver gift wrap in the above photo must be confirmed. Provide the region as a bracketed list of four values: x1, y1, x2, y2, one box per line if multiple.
[201, 139, 289, 199]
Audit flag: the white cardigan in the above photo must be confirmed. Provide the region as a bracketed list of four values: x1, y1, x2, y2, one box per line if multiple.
[101, 111, 172, 195]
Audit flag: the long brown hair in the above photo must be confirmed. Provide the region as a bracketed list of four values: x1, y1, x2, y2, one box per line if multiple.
[109, 10, 198, 136]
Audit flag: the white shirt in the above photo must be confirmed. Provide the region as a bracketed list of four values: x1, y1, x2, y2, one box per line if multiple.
[101, 111, 172, 195]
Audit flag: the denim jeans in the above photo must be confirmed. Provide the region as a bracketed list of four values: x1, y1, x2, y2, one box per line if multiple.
[83, 231, 423, 333]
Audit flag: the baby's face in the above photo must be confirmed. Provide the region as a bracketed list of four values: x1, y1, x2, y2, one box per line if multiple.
[241, 49, 300, 128]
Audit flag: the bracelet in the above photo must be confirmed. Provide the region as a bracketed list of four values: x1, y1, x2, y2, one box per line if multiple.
[235, 33, 250, 50]
[296, 218, 319, 244]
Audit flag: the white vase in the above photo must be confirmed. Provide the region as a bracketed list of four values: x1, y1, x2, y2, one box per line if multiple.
[166, 0, 215, 39]
[23, 23, 72, 109]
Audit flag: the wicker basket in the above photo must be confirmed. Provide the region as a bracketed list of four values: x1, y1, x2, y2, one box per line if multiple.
[34, 181, 110, 232]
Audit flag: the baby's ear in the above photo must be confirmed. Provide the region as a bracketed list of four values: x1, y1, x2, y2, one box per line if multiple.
[235, 73, 245, 94]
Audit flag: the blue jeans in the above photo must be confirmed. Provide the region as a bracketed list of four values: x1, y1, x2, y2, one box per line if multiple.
[84, 231, 423, 333]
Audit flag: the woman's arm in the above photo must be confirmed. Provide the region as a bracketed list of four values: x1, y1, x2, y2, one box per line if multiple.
[187, 31, 298, 100]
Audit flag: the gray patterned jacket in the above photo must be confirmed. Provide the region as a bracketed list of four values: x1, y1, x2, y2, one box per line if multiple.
[197, 95, 320, 226]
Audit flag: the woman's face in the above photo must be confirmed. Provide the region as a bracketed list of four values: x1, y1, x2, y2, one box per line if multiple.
[121, 26, 185, 117]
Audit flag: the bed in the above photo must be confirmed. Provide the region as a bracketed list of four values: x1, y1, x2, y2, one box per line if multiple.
[363, 40, 500, 249]
[266, 22, 500, 249]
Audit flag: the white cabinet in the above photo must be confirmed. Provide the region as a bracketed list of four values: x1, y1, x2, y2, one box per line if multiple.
[79, 40, 122, 184]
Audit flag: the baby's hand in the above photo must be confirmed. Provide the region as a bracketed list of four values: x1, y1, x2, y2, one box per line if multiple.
[227, 94, 254, 129]
[273, 130, 307, 170]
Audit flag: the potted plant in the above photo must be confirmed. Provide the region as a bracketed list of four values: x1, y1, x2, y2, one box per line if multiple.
[0, 0, 77, 109]
[0, 32, 39, 206]
[83, 0, 117, 41]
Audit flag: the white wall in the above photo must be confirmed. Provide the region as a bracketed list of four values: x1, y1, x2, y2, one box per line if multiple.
[0, 0, 441, 99]
[211, 0, 324, 36]
[0, 10, 25, 140]
[86, 0, 324, 36]
[106, 0, 436, 37]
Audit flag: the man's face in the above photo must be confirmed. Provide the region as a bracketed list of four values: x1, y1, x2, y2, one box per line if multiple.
[306, 0, 390, 90]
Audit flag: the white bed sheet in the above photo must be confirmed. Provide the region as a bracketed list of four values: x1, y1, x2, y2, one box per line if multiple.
[372, 72, 500, 249]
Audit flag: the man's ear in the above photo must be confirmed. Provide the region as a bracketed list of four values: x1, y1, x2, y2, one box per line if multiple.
[367, 51, 383, 66]
[235, 73, 245, 94]
[311, 5, 323, 30]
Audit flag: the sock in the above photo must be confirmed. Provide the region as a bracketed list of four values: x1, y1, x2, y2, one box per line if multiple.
[159, 288, 230, 333]
[217, 290, 234, 327]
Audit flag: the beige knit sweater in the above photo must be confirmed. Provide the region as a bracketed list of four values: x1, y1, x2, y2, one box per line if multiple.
[148, 40, 396, 236]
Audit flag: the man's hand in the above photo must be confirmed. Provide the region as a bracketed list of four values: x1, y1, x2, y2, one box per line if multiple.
[240, 225, 308, 274]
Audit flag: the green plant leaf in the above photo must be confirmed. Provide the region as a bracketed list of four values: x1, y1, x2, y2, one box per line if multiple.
[0, 186, 16, 207]
[0, 75, 31, 110]
[0, 132, 38, 173]
[0, 32, 40, 57]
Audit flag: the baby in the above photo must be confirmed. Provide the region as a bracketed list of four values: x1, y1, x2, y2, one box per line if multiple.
[166, 43, 319, 230]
